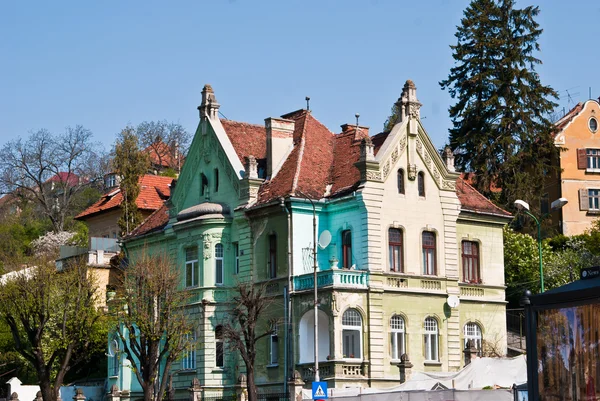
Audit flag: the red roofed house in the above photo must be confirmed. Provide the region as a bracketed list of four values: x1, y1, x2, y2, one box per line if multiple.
[117, 82, 512, 397]
[75, 174, 172, 239]
[550, 97, 600, 235]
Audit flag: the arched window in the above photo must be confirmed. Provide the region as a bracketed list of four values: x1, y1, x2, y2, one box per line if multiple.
[397, 169, 405, 194]
[464, 322, 482, 356]
[424, 317, 439, 361]
[342, 309, 362, 359]
[389, 228, 403, 272]
[201, 173, 209, 196]
[422, 231, 436, 275]
[109, 339, 119, 377]
[215, 325, 224, 368]
[269, 322, 279, 365]
[215, 243, 224, 285]
[342, 230, 352, 269]
[418, 171, 425, 197]
[390, 315, 406, 360]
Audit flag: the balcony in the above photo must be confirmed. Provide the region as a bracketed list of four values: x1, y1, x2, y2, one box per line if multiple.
[293, 269, 369, 291]
[297, 360, 369, 382]
[384, 274, 447, 294]
[56, 237, 120, 270]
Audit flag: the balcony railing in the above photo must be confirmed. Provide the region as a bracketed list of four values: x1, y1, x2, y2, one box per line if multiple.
[297, 360, 369, 382]
[293, 269, 369, 291]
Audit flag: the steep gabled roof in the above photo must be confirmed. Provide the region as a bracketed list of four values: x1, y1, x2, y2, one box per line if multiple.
[221, 120, 267, 164]
[555, 102, 584, 132]
[455, 178, 512, 218]
[256, 111, 336, 203]
[75, 175, 172, 220]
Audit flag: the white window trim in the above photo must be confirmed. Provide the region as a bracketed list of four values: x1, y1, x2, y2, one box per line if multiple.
[464, 322, 483, 355]
[268, 324, 279, 366]
[182, 332, 196, 370]
[185, 248, 198, 288]
[342, 309, 363, 360]
[589, 117, 598, 133]
[390, 315, 406, 361]
[424, 317, 439, 362]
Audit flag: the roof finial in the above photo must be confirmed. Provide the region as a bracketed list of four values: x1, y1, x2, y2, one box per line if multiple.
[306, 96, 310, 111]
[355, 113, 360, 127]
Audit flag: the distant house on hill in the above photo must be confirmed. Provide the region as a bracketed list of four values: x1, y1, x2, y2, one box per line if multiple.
[75, 174, 172, 239]
[145, 140, 185, 175]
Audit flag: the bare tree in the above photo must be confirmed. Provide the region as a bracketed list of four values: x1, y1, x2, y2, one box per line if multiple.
[222, 281, 278, 401]
[114, 252, 195, 401]
[0, 126, 106, 232]
[136, 121, 190, 174]
[0, 257, 104, 401]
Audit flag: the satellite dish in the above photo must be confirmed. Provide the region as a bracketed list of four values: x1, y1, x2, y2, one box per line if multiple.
[318, 230, 332, 249]
[447, 295, 460, 308]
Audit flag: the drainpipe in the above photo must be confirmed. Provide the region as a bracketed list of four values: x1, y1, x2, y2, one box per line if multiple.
[281, 198, 294, 392]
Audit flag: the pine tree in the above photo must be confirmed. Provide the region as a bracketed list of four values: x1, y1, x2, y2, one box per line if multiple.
[113, 128, 149, 236]
[440, 0, 558, 209]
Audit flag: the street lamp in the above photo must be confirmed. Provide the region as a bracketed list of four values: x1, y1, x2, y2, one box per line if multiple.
[514, 197, 568, 293]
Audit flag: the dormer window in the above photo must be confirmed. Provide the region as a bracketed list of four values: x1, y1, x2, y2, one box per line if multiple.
[105, 174, 117, 189]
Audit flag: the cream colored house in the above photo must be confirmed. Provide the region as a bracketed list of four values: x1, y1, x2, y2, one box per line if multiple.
[118, 81, 512, 397]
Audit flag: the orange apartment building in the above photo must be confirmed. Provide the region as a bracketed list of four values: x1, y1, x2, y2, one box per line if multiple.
[552, 97, 600, 235]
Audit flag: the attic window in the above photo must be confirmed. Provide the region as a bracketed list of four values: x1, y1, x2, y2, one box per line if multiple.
[590, 117, 598, 133]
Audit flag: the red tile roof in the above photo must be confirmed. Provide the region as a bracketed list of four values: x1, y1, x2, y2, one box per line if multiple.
[221, 120, 267, 164]
[126, 204, 169, 238]
[455, 178, 512, 217]
[75, 175, 172, 220]
[555, 102, 584, 132]
[45, 172, 81, 186]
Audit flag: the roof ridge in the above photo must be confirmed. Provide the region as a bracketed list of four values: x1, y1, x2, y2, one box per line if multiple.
[126, 204, 168, 239]
[290, 114, 309, 195]
[220, 119, 265, 129]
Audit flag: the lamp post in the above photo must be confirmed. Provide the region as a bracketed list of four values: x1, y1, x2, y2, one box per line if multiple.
[297, 191, 320, 382]
[514, 198, 568, 293]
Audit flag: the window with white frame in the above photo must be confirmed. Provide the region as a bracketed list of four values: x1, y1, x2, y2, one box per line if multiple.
[109, 339, 119, 376]
[464, 322, 482, 356]
[390, 315, 406, 360]
[215, 243, 224, 285]
[424, 317, 439, 361]
[342, 309, 362, 359]
[215, 325, 224, 368]
[590, 189, 600, 210]
[182, 332, 196, 370]
[185, 247, 198, 287]
[269, 323, 279, 365]
[233, 242, 239, 275]
[422, 231, 436, 275]
[588, 149, 600, 169]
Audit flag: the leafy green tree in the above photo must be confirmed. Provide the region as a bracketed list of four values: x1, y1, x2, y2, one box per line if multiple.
[113, 252, 195, 401]
[0, 258, 105, 401]
[440, 0, 558, 210]
[113, 128, 149, 236]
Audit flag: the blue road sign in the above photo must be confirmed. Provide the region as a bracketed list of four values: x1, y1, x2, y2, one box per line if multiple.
[312, 381, 328, 400]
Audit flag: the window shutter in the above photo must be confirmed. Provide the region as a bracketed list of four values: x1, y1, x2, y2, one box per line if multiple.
[577, 149, 587, 169]
[580, 188, 589, 211]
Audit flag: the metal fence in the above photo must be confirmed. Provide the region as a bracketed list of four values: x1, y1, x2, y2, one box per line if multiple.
[325, 389, 513, 401]
[202, 392, 237, 401]
[257, 392, 288, 401]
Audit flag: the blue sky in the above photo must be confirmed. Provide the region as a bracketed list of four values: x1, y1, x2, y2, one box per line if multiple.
[1, 0, 599, 152]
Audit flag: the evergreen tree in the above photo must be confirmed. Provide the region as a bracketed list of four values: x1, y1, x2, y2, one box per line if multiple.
[113, 128, 149, 236]
[440, 0, 558, 209]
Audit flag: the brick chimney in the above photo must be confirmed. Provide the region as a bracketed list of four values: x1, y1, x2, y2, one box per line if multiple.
[265, 117, 295, 178]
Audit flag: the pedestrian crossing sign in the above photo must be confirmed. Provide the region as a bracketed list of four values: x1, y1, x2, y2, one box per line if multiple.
[312, 382, 328, 400]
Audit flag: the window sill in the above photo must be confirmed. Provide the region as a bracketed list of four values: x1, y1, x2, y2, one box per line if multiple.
[109, 375, 119, 379]
[179, 369, 197, 374]
[461, 281, 483, 285]
[212, 368, 225, 373]
[424, 361, 442, 366]
[587, 210, 600, 215]
[341, 358, 363, 362]
[266, 363, 279, 368]
[586, 168, 600, 174]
